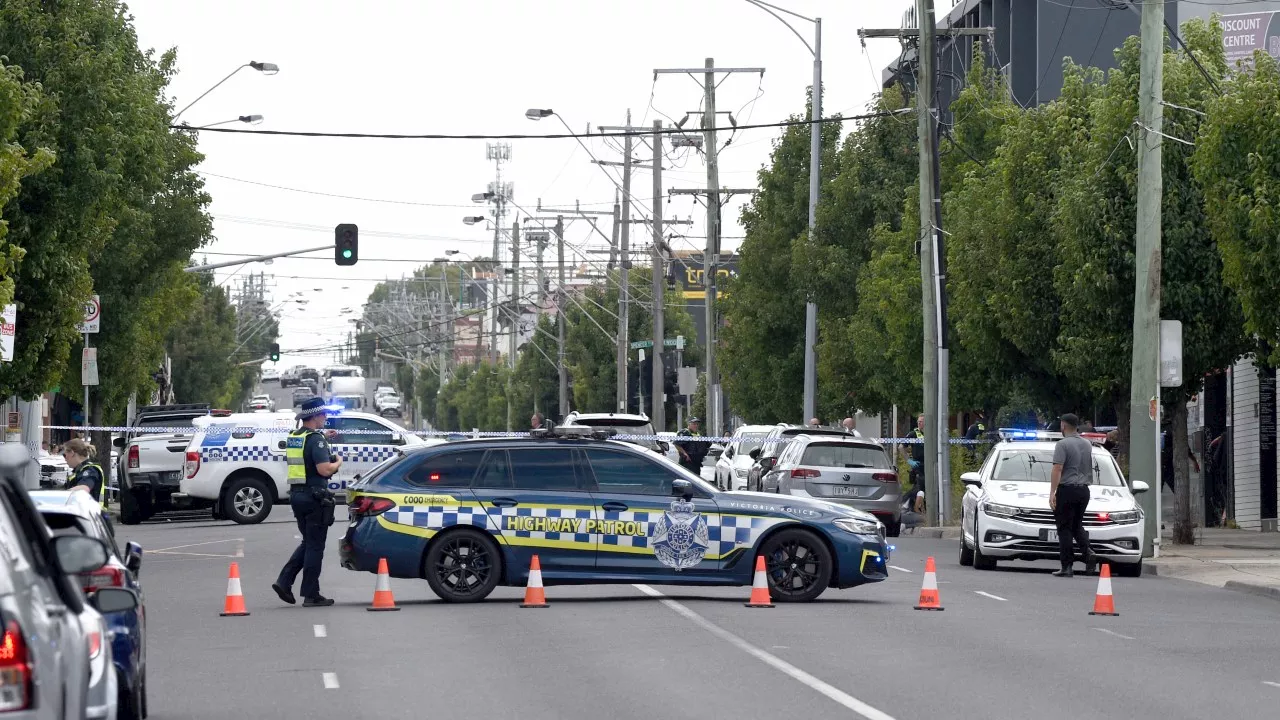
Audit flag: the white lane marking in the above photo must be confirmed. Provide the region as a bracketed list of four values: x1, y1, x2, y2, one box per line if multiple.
[322, 672, 339, 689]
[634, 584, 895, 720]
[974, 591, 1007, 602]
[314, 624, 327, 638]
[1262, 681, 1280, 689]
[1093, 628, 1135, 641]
[772, 645, 790, 649]
[149, 551, 242, 558]
[235, 539, 245, 558]
[151, 538, 245, 553]
[888, 565, 912, 573]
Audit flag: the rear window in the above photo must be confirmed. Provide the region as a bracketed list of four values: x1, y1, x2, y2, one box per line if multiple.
[40, 513, 88, 534]
[135, 416, 198, 435]
[800, 443, 890, 469]
[405, 450, 486, 487]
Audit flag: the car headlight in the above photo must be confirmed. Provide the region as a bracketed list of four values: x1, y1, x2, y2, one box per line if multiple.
[834, 517, 882, 536]
[982, 502, 1019, 518]
[735, 468, 748, 477]
[1109, 510, 1141, 524]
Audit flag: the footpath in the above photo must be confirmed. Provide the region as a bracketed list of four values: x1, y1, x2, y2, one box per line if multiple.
[1149, 527, 1280, 602]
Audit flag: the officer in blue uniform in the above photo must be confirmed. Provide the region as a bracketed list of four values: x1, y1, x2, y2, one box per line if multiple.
[62, 438, 106, 506]
[273, 398, 342, 607]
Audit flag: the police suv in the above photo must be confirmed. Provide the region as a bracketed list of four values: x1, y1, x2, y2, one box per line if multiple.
[178, 409, 438, 524]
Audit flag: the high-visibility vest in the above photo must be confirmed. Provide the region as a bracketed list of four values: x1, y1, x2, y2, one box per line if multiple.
[286, 428, 320, 485]
[71, 463, 106, 507]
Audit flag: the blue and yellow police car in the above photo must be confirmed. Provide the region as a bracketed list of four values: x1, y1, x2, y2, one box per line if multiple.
[340, 427, 891, 602]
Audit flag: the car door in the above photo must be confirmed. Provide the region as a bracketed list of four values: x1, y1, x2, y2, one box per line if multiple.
[583, 447, 723, 576]
[328, 417, 403, 493]
[470, 447, 597, 574]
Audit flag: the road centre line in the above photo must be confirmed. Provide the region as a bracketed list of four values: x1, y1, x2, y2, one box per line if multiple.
[974, 591, 1008, 601]
[633, 584, 896, 720]
[150, 538, 246, 553]
[322, 673, 339, 689]
[314, 624, 327, 638]
[1262, 681, 1280, 689]
[1093, 628, 1135, 641]
[888, 565, 912, 573]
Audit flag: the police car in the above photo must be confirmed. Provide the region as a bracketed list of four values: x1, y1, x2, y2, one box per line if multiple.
[179, 409, 440, 524]
[340, 426, 891, 603]
[959, 429, 1149, 577]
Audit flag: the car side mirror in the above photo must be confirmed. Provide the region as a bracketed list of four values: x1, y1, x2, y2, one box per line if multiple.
[657, 441, 670, 453]
[51, 534, 108, 575]
[88, 587, 139, 614]
[277, 440, 287, 450]
[1131, 480, 1150, 494]
[708, 444, 724, 458]
[112, 437, 126, 448]
[390, 433, 405, 446]
[124, 541, 142, 576]
[748, 448, 760, 460]
[671, 478, 695, 500]
[723, 446, 733, 458]
[760, 456, 777, 471]
[961, 471, 982, 487]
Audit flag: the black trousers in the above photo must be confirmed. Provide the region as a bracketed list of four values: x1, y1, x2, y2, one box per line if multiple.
[277, 491, 328, 598]
[1053, 484, 1092, 569]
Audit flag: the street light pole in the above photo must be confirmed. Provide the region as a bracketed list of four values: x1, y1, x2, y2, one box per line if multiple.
[173, 61, 279, 121]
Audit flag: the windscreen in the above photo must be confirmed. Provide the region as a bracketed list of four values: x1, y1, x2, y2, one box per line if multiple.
[135, 416, 197, 435]
[800, 443, 890, 469]
[736, 433, 768, 455]
[992, 448, 1124, 486]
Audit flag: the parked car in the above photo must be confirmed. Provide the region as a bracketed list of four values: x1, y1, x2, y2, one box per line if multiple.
[562, 411, 669, 456]
[114, 404, 227, 524]
[38, 448, 71, 489]
[261, 367, 280, 382]
[746, 424, 858, 493]
[772, 434, 902, 536]
[713, 424, 773, 491]
[31, 490, 147, 718]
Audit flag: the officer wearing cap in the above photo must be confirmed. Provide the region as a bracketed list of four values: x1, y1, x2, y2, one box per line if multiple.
[675, 417, 709, 475]
[273, 398, 342, 607]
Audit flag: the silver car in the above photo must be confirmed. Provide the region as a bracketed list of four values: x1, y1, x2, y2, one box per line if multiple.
[773, 434, 904, 536]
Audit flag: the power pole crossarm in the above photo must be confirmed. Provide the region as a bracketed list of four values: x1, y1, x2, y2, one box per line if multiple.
[856, 27, 992, 38]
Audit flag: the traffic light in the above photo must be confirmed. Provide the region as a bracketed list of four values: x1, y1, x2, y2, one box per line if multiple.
[335, 223, 358, 265]
[269, 343, 280, 362]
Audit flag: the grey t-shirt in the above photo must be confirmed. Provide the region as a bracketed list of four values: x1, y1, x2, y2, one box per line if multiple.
[1052, 435, 1094, 486]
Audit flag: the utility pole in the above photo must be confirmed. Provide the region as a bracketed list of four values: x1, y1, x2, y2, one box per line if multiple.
[618, 110, 633, 413]
[555, 215, 569, 419]
[1130, 0, 1165, 559]
[510, 220, 520, 370]
[651, 119, 666, 431]
[802, 17, 823, 427]
[484, 143, 512, 366]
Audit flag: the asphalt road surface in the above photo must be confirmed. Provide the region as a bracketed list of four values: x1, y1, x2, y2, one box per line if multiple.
[118, 512, 1280, 720]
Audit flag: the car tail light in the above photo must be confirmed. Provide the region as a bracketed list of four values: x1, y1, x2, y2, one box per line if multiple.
[872, 472, 898, 483]
[184, 450, 200, 479]
[86, 625, 102, 661]
[127, 444, 140, 469]
[791, 468, 820, 479]
[0, 620, 32, 711]
[79, 566, 125, 594]
[349, 496, 396, 517]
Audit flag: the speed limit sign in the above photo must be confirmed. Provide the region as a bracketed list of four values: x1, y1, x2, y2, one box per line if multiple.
[78, 294, 100, 334]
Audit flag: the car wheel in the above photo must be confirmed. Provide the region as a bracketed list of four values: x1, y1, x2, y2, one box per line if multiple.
[972, 519, 997, 570]
[141, 667, 148, 718]
[759, 528, 832, 602]
[423, 528, 502, 603]
[1114, 559, 1142, 578]
[119, 488, 148, 525]
[959, 526, 975, 567]
[117, 669, 142, 720]
[223, 476, 272, 524]
[885, 520, 901, 538]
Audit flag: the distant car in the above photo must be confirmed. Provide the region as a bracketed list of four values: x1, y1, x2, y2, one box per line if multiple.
[261, 367, 280, 382]
[713, 424, 773, 491]
[249, 394, 274, 412]
[292, 387, 315, 406]
[561, 411, 668, 456]
[114, 404, 226, 524]
[279, 366, 299, 388]
[746, 424, 859, 493]
[38, 449, 71, 489]
[772, 434, 902, 536]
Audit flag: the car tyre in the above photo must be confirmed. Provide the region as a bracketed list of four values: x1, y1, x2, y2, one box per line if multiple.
[119, 488, 149, 525]
[1114, 559, 1142, 578]
[223, 476, 272, 524]
[885, 520, 901, 538]
[758, 528, 832, 602]
[972, 519, 997, 570]
[423, 528, 502, 603]
[959, 527, 975, 566]
[117, 669, 142, 720]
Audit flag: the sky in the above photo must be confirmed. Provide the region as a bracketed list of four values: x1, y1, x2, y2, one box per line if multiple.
[126, 0, 914, 369]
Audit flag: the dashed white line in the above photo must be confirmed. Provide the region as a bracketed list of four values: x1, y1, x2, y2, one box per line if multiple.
[1262, 681, 1280, 689]
[1093, 628, 1135, 641]
[634, 584, 895, 720]
[322, 672, 339, 689]
[314, 624, 327, 638]
[974, 591, 1008, 602]
[888, 565, 913, 573]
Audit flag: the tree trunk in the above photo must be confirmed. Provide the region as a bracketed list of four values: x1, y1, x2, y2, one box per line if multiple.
[1172, 399, 1194, 545]
[89, 401, 112, 498]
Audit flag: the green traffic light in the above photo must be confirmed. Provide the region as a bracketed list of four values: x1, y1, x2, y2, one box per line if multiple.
[342, 249, 353, 258]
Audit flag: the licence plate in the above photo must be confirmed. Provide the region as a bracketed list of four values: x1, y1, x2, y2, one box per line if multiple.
[832, 486, 855, 496]
[1042, 529, 1058, 543]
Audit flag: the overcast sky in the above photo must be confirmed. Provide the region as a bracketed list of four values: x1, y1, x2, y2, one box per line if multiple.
[127, 0, 912, 368]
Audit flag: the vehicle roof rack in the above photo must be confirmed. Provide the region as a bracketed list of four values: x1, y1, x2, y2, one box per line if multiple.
[530, 425, 613, 441]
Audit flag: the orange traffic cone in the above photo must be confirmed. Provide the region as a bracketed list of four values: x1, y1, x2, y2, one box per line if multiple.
[519, 555, 549, 608]
[914, 556, 944, 610]
[1089, 562, 1119, 616]
[219, 562, 250, 617]
[744, 555, 774, 608]
[367, 558, 401, 612]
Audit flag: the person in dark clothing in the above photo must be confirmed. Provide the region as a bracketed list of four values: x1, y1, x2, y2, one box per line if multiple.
[1050, 413, 1098, 577]
[62, 438, 105, 506]
[964, 411, 987, 441]
[899, 415, 926, 500]
[675, 417, 710, 475]
[274, 398, 342, 607]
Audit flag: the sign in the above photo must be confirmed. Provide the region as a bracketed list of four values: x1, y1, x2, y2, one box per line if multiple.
[631, 340, 653, 350]
[677, 367, 698, 396]
[1220, 12, 1280, 65]
[1159, 319, 1183, 388]
[675, 335, 685, 350]
[631, 338, 685, 350]
[0, 304, 15, 362]
[6, 412, 18, 432]
[82, 347, 99, 386]
[78, 294, 101, 334]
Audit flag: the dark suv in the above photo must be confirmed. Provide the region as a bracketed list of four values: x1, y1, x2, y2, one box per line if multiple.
[745, 424, 860, 492]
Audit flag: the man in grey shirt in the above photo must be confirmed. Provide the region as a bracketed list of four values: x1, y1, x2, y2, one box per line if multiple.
[1050, 413, 1098, 577]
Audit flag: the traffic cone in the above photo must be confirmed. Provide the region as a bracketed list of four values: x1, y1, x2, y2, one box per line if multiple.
[914, 556, 944, 610]
[1088, 562, 1119, 616]
[519, 555, 549, 608]
[219, 562, 250, 617]
[744, 555, 774, 608]
[367, 558, 401, 612]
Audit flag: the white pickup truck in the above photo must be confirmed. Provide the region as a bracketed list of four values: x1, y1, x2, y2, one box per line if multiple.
[113, 404, 227, 524]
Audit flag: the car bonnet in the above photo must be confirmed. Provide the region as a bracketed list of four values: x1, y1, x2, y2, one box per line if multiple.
[981, 480, 1138, 512]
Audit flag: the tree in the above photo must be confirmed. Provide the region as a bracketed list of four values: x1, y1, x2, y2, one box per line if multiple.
[510, 314, 561, 423]
[167, 274, 242, 408]
[0, 60, 54, 310]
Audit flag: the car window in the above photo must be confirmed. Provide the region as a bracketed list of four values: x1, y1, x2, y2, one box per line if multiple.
[335, 418, 394, 445]
[508, 448, 581, 492]
[404, 450, 485, 487]
[800, 443, 890, 469]
[474, 450, 513, 489]
[735, 433, 768, 456]
[0, 497, 34, 572]
[991, 448, 1124, 486]
[40, 513, 88, 534]
[585, 449, 675, 496]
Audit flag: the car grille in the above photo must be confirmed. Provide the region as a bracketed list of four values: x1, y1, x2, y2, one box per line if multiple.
[999, 539, 1127, 554]
[1014, 509, 1115, 527]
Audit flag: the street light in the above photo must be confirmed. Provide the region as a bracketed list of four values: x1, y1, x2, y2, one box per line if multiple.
[743, 0, 822, 423]
[525, 108, 554, 120]
[471, 193, 494, 203]
[462, 216, 486, 225]
[173, 60, 280, 121]
[188, 114, 264, 129]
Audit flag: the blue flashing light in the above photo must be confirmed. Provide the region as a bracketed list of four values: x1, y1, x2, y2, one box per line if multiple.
[322, 404, 346, 414]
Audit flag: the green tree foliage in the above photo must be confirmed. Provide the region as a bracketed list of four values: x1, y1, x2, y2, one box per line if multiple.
[167, 274, 242, 408]
[0, 61, 54, 310]
[510, 314, 560, 423]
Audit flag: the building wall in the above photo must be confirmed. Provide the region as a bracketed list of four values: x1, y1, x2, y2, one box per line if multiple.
[1231, 358, 1280, 531]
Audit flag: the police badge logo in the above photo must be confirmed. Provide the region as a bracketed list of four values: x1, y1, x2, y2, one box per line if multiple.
[650, 498, 710, 570]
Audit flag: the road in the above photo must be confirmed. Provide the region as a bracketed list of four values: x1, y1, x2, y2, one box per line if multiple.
[262, 377, 392, 418]
[118, 512, 1280, 720]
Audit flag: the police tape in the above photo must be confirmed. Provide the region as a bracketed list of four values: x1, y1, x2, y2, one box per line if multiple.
[41, 424, 994, 445]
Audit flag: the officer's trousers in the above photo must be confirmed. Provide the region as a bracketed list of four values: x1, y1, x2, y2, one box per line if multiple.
[278, 490, 327, 598]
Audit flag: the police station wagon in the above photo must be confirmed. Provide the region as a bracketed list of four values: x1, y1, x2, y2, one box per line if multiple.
[340, 427, 892, 603]
[179, 410, 439, 523]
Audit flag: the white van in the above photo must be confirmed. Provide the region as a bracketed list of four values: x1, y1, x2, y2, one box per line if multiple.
[178, 410, 441, 524]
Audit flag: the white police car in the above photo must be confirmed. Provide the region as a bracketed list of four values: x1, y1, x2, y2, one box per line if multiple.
[179, 408, 440, 524]
[959, 429, 1149, 577]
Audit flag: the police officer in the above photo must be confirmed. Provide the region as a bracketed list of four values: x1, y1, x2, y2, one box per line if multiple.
[675, 417, 710, 475]
[900, 415, 926, 500]
[273, 398, 341, 607]
[62, 438, 106, 508]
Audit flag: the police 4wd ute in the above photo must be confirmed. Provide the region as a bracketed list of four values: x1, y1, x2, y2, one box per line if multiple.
[959, 429, 1150, 577]
[340, 427, 891, 603]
